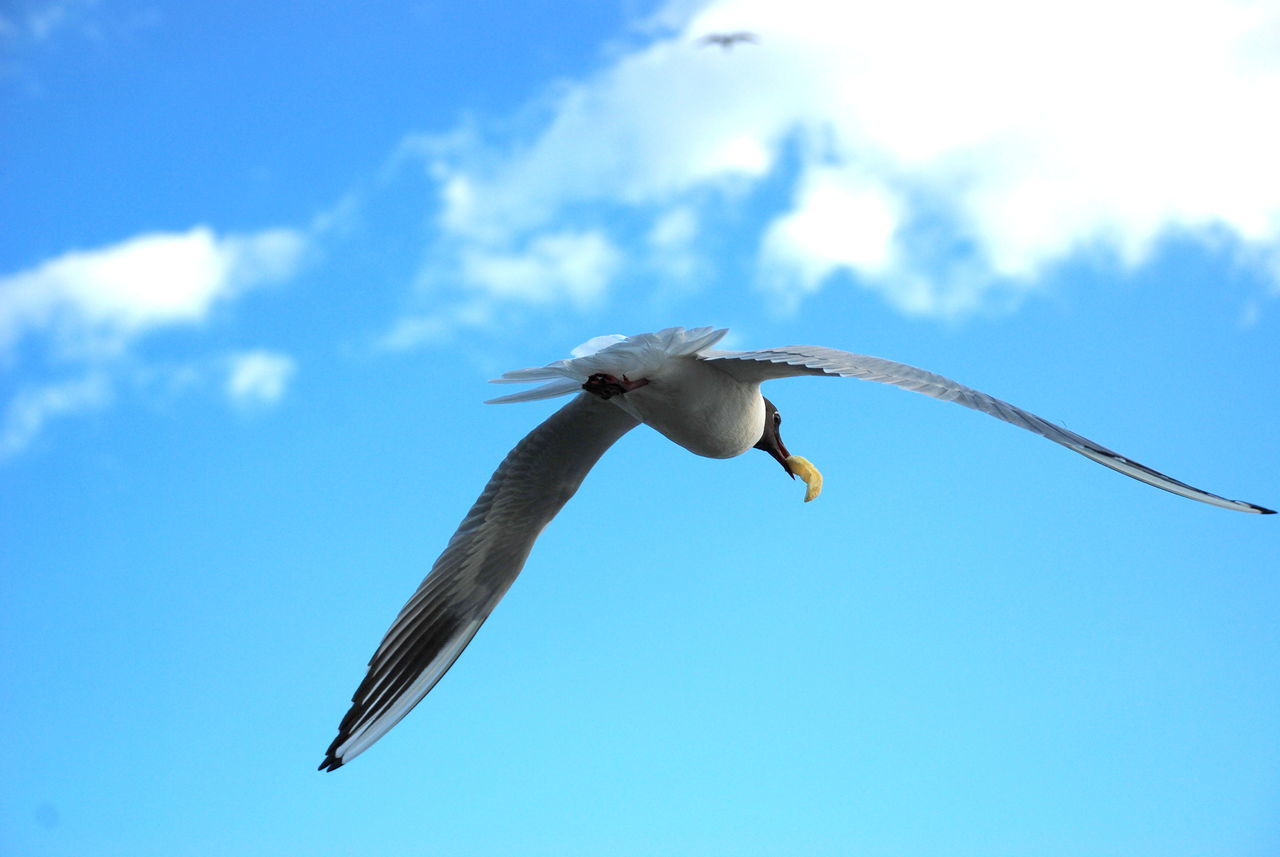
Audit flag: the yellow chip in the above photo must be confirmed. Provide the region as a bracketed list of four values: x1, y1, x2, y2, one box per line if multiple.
[786, 455, 823, 502]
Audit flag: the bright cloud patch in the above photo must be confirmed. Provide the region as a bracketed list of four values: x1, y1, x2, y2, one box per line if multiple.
[761, 168, 902, 302]
[226, 350, 296, 407]
[402, 0, 1280, 321]
[0, 226, 306, 357]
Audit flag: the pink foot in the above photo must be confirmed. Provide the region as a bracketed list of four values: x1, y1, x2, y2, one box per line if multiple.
[583, 373, 649, 400]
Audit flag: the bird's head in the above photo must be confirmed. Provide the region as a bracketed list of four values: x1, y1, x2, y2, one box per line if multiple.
[754, 397, 794, 476]
[754, 397, 823, 502]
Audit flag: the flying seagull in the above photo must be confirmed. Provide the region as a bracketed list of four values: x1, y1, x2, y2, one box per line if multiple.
[319, 326, 1271, 770]
[697, 31, 758, 49]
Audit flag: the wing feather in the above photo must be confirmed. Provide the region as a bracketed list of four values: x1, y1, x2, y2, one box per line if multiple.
[702, 346, 1273, 514]
[319, 394, 639, 770]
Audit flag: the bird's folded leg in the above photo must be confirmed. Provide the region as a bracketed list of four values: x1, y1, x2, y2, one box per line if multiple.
[583, 373, 649, 400]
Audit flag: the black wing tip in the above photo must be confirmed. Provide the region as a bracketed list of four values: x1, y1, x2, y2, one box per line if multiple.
[1256, 505, 1277, 515]
[318, 734, 348, 772]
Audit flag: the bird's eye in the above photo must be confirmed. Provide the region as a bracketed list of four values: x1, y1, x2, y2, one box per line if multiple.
[774, 411, 782, 427]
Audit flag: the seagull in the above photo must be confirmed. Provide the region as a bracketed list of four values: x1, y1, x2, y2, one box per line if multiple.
[697, 31, 758, 50]
[319, 326, 1272, 770]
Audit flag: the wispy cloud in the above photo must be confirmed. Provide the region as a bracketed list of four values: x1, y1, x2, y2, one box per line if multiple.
[387, 0, 1280, 335]
[0, 225, 307, 456]
[0, 373, 110, 459]
[381, 227, 619, 345]
[647, 206, 702, 280]
[459, 230, 620, 308]
[226, 350, 296, 408]
[1, 0, 162, 89]
[0, 0, 100, 44]
[1, 0, 161, 48]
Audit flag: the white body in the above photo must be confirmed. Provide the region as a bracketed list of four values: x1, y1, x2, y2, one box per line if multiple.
[620, 357, 764, 459]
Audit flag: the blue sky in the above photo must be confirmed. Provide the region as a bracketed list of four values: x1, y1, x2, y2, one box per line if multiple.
[3, 0, 1279, 854]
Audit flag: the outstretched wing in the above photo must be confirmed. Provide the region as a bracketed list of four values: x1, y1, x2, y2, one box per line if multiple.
[320, 394, 639, 770]
[702, 346, 1273, 514]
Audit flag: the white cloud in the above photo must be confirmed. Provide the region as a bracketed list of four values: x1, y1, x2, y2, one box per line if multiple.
[760, 167, 902, 304]
[382, 208, 622, 348]
[0, 224, 307, 456]
[0, 225, 307, 358]
[0, 373, 110, 459]
[399, 0, 1280, 321]
[225, 350, 296, 407]
[460, 230, 620, 308]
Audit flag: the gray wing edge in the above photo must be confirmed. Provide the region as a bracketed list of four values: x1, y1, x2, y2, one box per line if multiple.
[702, 346, 1274, 514]
[319, 394, 639, 770]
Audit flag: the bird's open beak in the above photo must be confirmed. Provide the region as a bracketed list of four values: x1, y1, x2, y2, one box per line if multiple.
[755, 422, 794, 478]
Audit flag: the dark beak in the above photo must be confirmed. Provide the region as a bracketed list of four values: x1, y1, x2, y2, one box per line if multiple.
[754, 397, 795, 478]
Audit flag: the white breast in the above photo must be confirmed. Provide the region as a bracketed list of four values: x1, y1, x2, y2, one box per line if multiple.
[615, 357, 764, 459]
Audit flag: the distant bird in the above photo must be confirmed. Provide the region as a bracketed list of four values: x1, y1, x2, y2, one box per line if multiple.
[319, 326, 1272, 770]
[697, 31, 758, 50]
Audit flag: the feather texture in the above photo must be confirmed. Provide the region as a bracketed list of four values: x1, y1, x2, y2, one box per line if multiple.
[486, 326, 728, 404]
[319, 394, 639, 770]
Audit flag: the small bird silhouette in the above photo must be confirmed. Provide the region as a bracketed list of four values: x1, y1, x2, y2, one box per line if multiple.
[697, 31, 758, 50]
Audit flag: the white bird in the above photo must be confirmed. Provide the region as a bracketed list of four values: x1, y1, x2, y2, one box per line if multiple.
[319, 326, 1272, 770]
